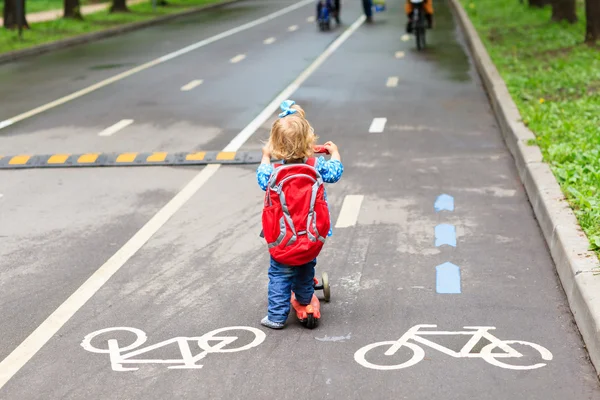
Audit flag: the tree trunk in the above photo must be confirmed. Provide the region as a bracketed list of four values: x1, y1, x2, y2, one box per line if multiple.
[529, 0, 551, 7]
[586, 0, 600, 43]
[3, 0, 29, 29]
[63, 0, 83, 19]
[110, 0, 129, 12]
[551, 0, 577, 23]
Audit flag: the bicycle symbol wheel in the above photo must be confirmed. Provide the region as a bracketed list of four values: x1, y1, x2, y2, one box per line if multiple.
[354, 341, 425, 370]
[480, 340, 553, 370]
[197, 326, 266, 353]
[81, 327, 147, 354]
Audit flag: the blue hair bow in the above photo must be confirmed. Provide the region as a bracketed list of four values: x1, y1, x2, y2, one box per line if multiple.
[278, 99, 297, 118]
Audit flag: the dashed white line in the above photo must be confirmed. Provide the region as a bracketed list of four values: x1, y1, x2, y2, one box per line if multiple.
[401, 34, 410, 42]
[288, 24, 299, 31]
[386, 76, 399, 87]
[335, 195, 365, 228]
[264, 37, 276, 44]
[98, 119, 134, 137]
[230, 54, 246, 63]
[0, 15, 367, 391]
[0, 0, 314, 132]
[307, 16, 315, 22]
[395, 51, 405, 58]
[180, 79, 204, 91]
[369, 118, 387, 133]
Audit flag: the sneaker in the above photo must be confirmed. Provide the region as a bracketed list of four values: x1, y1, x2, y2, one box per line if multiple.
[261, 316, 285, 329]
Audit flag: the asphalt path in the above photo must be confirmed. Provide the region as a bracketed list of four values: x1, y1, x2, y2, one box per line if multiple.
[0, 0, 599, 399]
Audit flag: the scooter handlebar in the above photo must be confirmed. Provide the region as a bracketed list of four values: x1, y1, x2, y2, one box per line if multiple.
[313, 145, 330, 154]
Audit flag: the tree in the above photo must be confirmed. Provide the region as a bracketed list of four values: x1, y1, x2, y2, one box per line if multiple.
[63, 0, 82, 19]
[551, 0, 577, 23]
[110, 0, 129, 12]
[3, 0, 29, 29]
[586, 0, 600, 43]
[529, 0, 552, 7]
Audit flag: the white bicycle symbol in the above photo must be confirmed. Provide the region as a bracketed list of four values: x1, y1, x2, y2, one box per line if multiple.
[81, 326, 266, 371]
[354, 324, 553, 371]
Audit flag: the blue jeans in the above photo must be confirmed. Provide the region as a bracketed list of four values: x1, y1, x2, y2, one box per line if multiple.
[268, 257, 316, 324]
[362, 0, 372, 17]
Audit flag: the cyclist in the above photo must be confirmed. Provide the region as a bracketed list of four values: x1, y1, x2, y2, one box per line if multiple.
[405, 0, 433, 33]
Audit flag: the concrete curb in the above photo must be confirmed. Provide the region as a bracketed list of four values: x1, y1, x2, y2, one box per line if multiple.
[0, 0, 242, 65]
[448, 0, 600, 376]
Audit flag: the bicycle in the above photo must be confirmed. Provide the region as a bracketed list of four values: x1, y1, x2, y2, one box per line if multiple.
[81, 326, 266, 371]
[354, 324, 553, 371]
[410, 0, 427, 50]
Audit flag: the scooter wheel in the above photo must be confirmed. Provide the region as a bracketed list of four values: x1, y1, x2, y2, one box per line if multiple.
[322, 272, 330, 302]
[306, 314, 316, 329]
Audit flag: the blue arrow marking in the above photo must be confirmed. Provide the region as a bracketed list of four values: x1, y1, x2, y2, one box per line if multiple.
[436, 262, 461, 294]
[434, 194, 454, 212]
[435, 224, 456, 247]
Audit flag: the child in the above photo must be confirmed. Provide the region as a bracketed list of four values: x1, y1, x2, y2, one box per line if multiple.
[257, 100, 343, 329]
[405, 0, 433, 32]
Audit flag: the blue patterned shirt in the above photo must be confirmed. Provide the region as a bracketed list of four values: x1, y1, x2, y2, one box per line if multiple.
[257, 157, 344, 236]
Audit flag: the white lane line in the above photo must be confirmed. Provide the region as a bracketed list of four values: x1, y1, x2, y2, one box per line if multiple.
[369, 118, 387, 133]
[0, 14, 366, 391]
[395, 51, 405, 58]
[288, 24, 299, 31]
[0, 0, 314, 132]
[230, 54, 246, 63]
[386, 76, 399, 87]
[180, 79, 204, 91]
[401, 34, 410, 42]
[335, 195, 364, 228]
[97, 119, 134, 137]
[307, 16, 315, 22]
[225, 15, 366, 151]
[264, 37, 276, 44]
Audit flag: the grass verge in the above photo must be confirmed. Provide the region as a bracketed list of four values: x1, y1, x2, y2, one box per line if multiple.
[1, 0, 99, 15]
[0, 0, 225, 54]
[460, 0, 600, 255]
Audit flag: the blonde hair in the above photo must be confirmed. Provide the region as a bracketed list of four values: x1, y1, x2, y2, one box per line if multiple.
[268, 104, 317, 161]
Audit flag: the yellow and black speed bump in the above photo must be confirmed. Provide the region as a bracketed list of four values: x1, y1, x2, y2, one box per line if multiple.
[0, 151, 264, 169]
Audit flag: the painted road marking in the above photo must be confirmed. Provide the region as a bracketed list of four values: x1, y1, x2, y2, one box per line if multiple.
[369, 118, 387, 133]
[180, 79, 203, 91]
[288, 24, 299, 31]
[401, 34, 410, 42]
[386, 76, 399, 87]
[0, 14, 366, 390]
[8, 155, 30, 165]
[98, 119, 134, 137]
[264, 37, 276, 44]
[230, 54, 246, 63]
[434, 194, 454, 212]
[354, 324, 553, 370]
[436, 262, 461, 293]
[81, 326, 265, 371]
[435, 224, 456, 247]
[307, 15, 315, 22]
[47, 154, 69, 164]
[78, 153, 99, 164]
[335, 195, 364, 228]
[0, 0, 314, 132]
[395, 51, 405, 58]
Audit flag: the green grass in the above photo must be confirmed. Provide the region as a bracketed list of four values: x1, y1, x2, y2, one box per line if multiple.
[0, 0, 223, 53]
[460, 0, 600, 255]
[2, 0, 100, 15]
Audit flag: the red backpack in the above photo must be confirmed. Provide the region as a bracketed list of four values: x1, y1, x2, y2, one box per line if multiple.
[262, 158, 331, 266]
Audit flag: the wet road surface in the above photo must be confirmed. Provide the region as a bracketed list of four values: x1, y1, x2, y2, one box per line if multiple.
[1, 0, 599, 399]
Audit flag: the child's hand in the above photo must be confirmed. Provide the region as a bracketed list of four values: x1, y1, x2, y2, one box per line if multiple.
[323, 141, 341, 162]
[261, 145, 272, 164]
[323, 141, 339, 154]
